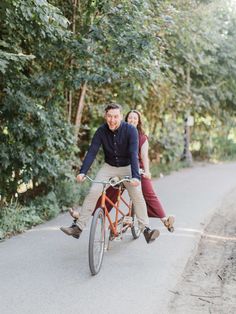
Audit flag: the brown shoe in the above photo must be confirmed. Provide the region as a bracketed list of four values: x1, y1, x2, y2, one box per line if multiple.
[143, 227, 160, 244]
[60, 223, 82, 239]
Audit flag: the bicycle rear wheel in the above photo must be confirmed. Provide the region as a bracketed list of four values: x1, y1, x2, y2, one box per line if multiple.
[89, 207, 106, 275]
[131, 204, 141, 239]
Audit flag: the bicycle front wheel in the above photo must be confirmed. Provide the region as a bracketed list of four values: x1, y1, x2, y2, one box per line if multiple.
[89, 207, 106, 275]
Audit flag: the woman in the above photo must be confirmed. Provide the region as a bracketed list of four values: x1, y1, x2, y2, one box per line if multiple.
[125, 110, 174, 231]
[69, 110, 174, 232]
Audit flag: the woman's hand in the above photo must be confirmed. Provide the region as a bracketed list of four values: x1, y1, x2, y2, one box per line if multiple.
[143, 172, 151, 179]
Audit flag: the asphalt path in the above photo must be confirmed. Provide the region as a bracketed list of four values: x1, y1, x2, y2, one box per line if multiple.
[1, 162, 236, 314]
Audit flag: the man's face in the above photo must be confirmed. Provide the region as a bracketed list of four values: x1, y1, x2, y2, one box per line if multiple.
[105, 108, 123, 131]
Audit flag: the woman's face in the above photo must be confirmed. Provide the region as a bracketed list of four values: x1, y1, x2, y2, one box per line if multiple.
[127, 112, 139, 128]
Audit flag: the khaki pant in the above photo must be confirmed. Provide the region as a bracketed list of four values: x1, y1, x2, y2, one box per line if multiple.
[76, 163, 150, 230]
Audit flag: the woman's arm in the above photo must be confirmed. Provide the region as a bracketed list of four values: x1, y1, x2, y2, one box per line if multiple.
[140, 139, 152, 179]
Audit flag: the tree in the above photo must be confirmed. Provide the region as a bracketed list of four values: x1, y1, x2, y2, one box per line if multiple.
[0, 0, 76, 200]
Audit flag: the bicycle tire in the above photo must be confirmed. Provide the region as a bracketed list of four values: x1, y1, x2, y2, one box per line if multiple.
[89, 207, 106, 275]
[131, 204, 141, 239]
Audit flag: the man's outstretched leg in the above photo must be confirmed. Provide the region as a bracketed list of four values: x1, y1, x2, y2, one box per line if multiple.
[60, 164, 111, 239]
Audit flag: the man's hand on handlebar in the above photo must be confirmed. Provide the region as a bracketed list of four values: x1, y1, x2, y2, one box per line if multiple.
[76, 173, 86, 183]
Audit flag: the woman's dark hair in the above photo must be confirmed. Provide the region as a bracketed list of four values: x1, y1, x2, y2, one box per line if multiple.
[125, 110, 145, 134]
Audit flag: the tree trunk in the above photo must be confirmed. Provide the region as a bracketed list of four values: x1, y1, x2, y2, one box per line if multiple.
[74, 82, 87, 138]
[66, 89, 72, 123]
[181, 65, 193, 165]
[72, 0, 77, 33]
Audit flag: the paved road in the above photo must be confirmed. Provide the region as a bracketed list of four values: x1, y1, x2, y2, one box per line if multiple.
[1, 162, 236, 314]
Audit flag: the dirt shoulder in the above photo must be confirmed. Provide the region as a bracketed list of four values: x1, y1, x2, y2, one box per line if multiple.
[168, 188, 236, 314]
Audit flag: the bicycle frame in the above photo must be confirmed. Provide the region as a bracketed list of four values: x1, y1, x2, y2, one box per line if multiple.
[86, 175, 134, 238]
[99, 183, 132, 237]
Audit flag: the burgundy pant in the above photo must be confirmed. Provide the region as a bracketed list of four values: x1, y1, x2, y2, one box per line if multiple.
[94, 178, 166, 218]
[140, 176, 165, 218]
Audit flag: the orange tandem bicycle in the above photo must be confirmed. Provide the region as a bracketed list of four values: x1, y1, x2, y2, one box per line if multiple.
[86, 175, 141, 275]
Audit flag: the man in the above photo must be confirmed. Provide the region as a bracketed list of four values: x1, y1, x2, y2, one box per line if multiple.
[60, 103, 160, 243]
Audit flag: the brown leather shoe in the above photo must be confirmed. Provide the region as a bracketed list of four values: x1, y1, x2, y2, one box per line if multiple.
[60, 224, 82, 239]
[143, 227, 160, 244]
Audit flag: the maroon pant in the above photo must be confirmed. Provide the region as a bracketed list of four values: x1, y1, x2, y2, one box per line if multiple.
[140, 176, 165, 218]
[94, 178, 166, 218]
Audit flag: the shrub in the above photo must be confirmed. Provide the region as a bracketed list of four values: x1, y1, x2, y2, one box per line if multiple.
[212, 136, 236, 160]
[0, 202, 42, 240]
[29, 192, 60, 220]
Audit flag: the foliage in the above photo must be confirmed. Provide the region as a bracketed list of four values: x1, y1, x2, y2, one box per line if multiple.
[190, 111, 236, 160]
[0, 201, 43, 240]
[148, 115, 183, 164]
[212, 137, 236, 160]
[28, 191, 60, 220]
[55, 159, 102, 209]
[0, 0, 77, 201]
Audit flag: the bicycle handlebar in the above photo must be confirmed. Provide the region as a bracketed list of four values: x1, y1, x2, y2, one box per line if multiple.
[85, 175, 131, 187]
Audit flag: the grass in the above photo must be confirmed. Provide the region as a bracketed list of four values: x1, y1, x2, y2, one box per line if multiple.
[150, 160, 190, 178]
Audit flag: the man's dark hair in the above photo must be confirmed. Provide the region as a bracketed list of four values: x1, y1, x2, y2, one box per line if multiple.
[104, 103, 122, 113]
